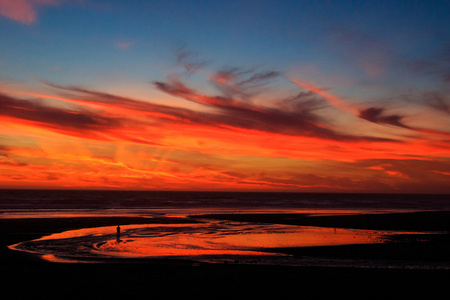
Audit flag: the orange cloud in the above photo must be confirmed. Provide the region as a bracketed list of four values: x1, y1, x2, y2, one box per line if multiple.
[290, 78, 357, 114]
[1, 57, 450, 192]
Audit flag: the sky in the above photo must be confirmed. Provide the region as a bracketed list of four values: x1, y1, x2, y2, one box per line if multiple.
[1, 0, 450, 193]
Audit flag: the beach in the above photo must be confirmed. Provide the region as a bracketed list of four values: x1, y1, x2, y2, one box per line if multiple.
[1, 211, 449, 299]
[193, 211, 450, 262]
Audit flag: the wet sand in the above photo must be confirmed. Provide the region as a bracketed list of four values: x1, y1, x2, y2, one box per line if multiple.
[194, 210, 450, 231]
[1, 212, 449, 299]
[194, 211, 450, 262]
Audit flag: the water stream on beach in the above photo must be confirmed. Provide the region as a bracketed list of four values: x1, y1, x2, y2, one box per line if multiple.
[8, 217, 374, 262]
[8, 211, 449, 269]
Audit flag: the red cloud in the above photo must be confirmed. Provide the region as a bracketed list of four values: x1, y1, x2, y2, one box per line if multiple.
[0, 0, 58, 24]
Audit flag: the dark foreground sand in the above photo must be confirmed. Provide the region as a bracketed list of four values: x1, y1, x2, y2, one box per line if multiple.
[1, 212, 449, 299]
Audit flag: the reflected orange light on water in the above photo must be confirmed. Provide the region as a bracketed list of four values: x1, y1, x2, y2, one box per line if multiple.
[30, 221, 382, 261]
[214, 226, 376, 248]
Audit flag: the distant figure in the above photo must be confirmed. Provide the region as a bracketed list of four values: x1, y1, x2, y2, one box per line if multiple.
[116, 225, 121, 243]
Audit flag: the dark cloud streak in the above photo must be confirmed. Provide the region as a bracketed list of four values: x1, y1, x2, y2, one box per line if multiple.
[425, 93, 450, 115]
[154, 76, 395, 142]
[0, 93, 122, 130]
[176, 48, 209, 74]
[210, 67, 280, 99]
[0, 93, 163, 145]
[358, 107, 410, 128]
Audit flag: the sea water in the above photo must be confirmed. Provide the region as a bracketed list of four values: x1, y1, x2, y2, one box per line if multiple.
[2, 190, 450, 211]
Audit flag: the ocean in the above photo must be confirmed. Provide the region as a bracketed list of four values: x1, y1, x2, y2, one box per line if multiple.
[2, 189, 450, 211]
[2, 190, 449, 269]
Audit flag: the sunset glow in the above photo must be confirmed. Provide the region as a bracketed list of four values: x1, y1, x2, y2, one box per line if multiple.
[1, 1, 450, 193]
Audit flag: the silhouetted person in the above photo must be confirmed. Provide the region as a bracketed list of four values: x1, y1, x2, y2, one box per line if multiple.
[116, 225, 121, 243]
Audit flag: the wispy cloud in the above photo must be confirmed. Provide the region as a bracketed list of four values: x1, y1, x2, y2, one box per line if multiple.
[154, 69, 393, 142]
[358, 105, 450, 138]
[358, 158, 450, 193]
[114, 41, 132, 50]
[38, 53, 450, 144]
[328, 25, 450, 87]
[0, 92, 166, 145]
[25, 57, 416, 148]
[0, 92, 122, 138]
[423, 92, 450, 115]
[291, 75, 450, 138]
[1, 82, 449, 191]
[176, 48, 209, 74]
[0, 145, 28, 166]
[1, 52, 449, 192]
[0, 0, 59, 24]
[290, 79, 357, 114]
[210, 67, 280, 100]
[45, 79, 362, 142]
[327, 26, 391, 78]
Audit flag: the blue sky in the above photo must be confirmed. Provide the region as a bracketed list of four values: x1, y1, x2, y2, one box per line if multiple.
[2, 1, 449, 92]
